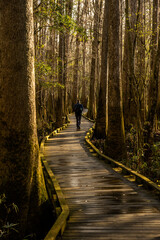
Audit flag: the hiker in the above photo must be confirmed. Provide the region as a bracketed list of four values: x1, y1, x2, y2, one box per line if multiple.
[74, 100, 83, 129]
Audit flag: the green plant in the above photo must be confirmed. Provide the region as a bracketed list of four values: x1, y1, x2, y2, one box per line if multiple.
[0, 194, 19, 238]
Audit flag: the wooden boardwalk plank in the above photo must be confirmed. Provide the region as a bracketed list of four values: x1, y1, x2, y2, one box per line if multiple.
[45, 115, 160, 240]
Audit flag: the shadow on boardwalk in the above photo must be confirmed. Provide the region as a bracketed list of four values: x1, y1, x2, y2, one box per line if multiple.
[45, 115, 160, 240]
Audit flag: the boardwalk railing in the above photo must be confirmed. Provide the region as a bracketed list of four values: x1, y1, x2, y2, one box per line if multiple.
[84, 118, 160, 197]
[40, 124, 70, 240]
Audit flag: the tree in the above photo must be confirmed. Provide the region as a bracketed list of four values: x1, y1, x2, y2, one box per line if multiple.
[81, 0, 88, 108]
[105, 0, 126, 160]
[0, 0, 47, 238]
[88, 0, 100, 119]
[56, 0, 64, 127]
[95, 0, 108, 138]
[64, 0, 74, 115]
[72, 0, 81, 106]
[148, 0, 159, 128]
[122, 0, 138, 127]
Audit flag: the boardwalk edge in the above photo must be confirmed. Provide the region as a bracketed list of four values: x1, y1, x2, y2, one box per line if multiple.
[40, 123, 70, 240]
[82, 112, 95, 123]
[84, 117, 160, 196]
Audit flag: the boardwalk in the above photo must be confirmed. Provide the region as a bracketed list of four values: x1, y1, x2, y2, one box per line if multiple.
[45, 115, 160, 240]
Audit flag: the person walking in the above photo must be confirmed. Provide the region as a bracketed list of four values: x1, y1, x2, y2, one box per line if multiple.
[74, 100, 83, 129]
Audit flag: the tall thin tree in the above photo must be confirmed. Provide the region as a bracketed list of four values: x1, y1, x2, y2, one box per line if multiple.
[72, 0, 80, 106]
[88, 0, 100, 119]
[105, 0, 126, 160]
[95, 0, 108, 138]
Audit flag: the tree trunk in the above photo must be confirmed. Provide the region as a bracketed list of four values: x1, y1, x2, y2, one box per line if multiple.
[0, 0, 47, 238]
[81, 0, 89, 108]
[64, 0, 73, 115]
[56, 0, 64, 127]
[123, 0, 138, 127]
[150, 0, 158, 71]
[105, 0, 126, 161]
[148, 0, 159, 122]
[95, 0, 108, 139]
[72, 0, 80, 107]
[81, 39, 87, 107]
[88, 0, 99, 119]
[135, 0, 146, 149]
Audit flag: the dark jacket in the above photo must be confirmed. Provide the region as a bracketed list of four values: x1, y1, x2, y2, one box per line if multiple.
[74, 103, 83, 116]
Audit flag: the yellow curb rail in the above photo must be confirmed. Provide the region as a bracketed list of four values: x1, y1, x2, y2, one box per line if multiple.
[40, 123, 70, 240]
[82, 113, 95, 123]
[85, 125, 160, 196]
[42, 160, 69, 240]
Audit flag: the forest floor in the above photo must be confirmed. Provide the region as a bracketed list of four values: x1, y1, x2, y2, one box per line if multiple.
[91, 129, 160, 185]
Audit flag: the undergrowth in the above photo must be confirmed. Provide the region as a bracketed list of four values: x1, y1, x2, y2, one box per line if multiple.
[91, 127, 160, 185]
[0, 194, 19, 239]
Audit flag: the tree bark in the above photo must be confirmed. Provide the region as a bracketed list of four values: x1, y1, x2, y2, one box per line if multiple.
[72, 0, 80, 106]
[105, 0, 126, 160]
[0, 0, 47, 237]
[123, 0, 138, 127]
[148, 0, 159, 121]
[88, 0, 99, 119]
[64, 0, 73, 116]
[81, 39, 87, 107]
[81, 0, 88, 108]
[95, 0, 108, 139]
[56, 0, 64, 127]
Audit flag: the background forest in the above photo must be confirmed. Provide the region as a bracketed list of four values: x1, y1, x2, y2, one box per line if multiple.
[1, 0, 160, 239]
[35, 0, 160, 182]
